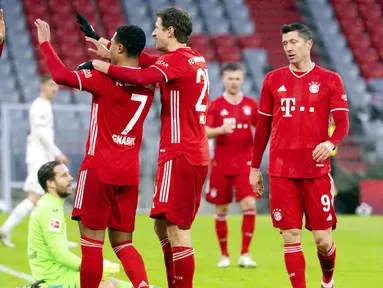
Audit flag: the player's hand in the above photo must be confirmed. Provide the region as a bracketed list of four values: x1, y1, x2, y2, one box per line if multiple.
[312, 141, 334, 162]
[56, 153, 69, 165]
[92, 59, 111, 74]
[78, 60, 94, 70]
[86, 37, 111, 59]
[34, 19, 50, 44]
[0, 9, 5, 44]
[220, 122, 234, 134]
[102, 259, 120, 281]
[250, 168, 264, 197]
[76, 12, 100, 40]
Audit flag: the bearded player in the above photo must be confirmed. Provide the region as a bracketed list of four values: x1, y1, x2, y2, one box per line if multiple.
[205, 63, 258, 268]
[250, 23, 349, 288]
[35, 19, 153, 288]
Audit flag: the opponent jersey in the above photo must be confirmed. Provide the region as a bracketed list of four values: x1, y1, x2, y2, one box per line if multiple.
[28, 193, 81, 284]
[258, 64, 349, 178]
[207, 94, 258, 175]
[74, 68, 155, 185]
[150, 47, 209, 166]
[26, 97, 61, 165]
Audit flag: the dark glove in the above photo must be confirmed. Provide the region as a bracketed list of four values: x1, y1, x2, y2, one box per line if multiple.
[78, 61, 94, 70]
[16, 280, 45, 288]
[76, 12, 100, 40]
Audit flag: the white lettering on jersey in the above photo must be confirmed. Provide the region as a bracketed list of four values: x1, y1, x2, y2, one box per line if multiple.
[188, 56, 206, 65]
[155, 60, 169, 68]
[112, 134, 136, 146]
[281, 98, 296, 117]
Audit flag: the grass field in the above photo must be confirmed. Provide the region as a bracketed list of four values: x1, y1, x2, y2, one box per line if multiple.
[0, 214, 382, 288]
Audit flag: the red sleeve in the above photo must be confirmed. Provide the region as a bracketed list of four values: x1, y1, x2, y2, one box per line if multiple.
[76, 69, 110, 95]
[0, 41, 4, 58]
[149, 53, 184, 82]
[206, 100, 216, 127]
[107, 65, 164, 86]
[251, 115, 272, 168]
[258, 73, 273, 117]
[40, 41, 81, 89]
[251, 99, 259, 126]
[328, 110, 349, 147]
[329, 73, 349, 113]
[139, 52, 160, 68]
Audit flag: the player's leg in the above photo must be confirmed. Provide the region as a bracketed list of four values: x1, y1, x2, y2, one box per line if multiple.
[303, 175, 337, 288]
[269, 176, 306, 288]
[234, 167, 257, 268]
[72, 169, 111, 288]
[205, 168, 232, 266]
[154, 218, 174, 288]
[0, 170, 44, 248]
[108, 185, 148, 288]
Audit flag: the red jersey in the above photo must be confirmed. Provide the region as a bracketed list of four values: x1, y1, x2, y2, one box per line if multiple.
[75, 68, 155, 185]
[207, 94, 258, 175]
[259, 64, 349, 178]
[150, 47, 209, 166]
[0, 41, 3, 58]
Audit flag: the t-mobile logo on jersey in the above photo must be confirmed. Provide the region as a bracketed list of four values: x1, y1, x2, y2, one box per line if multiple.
[281, 98, 296, 117]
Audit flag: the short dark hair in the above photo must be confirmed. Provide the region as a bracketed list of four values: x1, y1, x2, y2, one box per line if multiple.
[38, 160, 61, 192]
[114, 25, 146, 57]
[156, 7, 192, 44]
[221, 63, 244, 75]
[40, 74, 53, 84]
[281, 23, 312, 41]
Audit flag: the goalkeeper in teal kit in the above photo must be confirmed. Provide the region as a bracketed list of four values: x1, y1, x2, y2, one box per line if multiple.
[27, 161, 146, 288]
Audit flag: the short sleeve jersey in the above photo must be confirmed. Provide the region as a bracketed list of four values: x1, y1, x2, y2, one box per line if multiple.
[74, 69, 155, 185]
[258, 64, 349, 178]
[150, 47, 210, 166]
[206, 94, 258, 175]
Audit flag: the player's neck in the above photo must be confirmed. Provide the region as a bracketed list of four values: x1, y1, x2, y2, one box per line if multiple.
[290, 58, 313, 72]
[118, 58, 139, 68]
[166, 41, 187, 52]
[39, 94, 51, 102]
[224, 91, 242, 103]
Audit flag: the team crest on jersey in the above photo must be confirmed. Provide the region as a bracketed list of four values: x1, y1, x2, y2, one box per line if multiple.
[243, 106, 252, 115]
[272, 209, 282, 221]
[210, 188, 217, 198]
[309, 82, 320, 94]
[220, 109, 229, 116]
[49, 219, 61, 232]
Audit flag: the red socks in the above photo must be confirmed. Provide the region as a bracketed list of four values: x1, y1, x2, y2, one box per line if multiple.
[172, 246, 195, 288]
[318, 242, 336, 284]
[241, 209, 256, 255]
[284, 243, 307, 288]
[215, 214, 229, 257]
[80, 236, 104, 288]
[160, 238, 175, 288]
[113, 240, 149, 288]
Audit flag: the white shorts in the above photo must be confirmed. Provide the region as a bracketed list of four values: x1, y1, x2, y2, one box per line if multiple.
[23, 164, 45, 195]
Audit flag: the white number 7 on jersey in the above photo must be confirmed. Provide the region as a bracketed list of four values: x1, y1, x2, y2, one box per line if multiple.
[196, 68, 209, 112]
[121, 93, 148, 135]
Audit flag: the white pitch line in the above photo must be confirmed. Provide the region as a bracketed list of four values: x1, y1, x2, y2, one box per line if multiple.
[0, 264, 34, 282]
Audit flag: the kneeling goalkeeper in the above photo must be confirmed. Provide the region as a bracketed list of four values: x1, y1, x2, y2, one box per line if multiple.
[27, 160, 141, 288]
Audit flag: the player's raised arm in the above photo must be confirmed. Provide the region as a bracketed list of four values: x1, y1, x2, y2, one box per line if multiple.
[0, 9, 5, 58]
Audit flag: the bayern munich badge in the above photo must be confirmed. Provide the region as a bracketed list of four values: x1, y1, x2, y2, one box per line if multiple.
[309, 82, 320, 93]
[243, 106, 252, 115]
[272, 209, 282, 221]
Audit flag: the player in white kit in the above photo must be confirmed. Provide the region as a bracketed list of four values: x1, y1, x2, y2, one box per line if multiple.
[0, 75, 68, 248]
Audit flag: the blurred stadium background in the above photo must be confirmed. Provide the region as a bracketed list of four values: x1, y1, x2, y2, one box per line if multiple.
[1, 0, 383, 215]
[1, 0, 383, 287]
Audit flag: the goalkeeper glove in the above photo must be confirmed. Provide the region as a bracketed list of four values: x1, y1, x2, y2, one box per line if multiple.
[78, 60, 94, 70]
[102, 259, 120, 281]
[76, 12, 100, 40]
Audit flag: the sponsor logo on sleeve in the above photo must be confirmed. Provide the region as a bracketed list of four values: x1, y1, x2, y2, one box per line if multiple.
[49, 219, 61, 232]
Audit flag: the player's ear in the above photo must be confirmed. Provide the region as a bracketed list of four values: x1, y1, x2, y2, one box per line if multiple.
[306, 39, 313, 50]
[167, 25, 175, 38]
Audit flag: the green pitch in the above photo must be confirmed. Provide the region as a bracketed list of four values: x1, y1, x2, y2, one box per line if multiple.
[0, 214, 382, 288]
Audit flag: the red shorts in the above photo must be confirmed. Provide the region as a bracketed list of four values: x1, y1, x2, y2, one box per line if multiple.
[205, 165, 255, 205]
[269, 174, 337, 231]
[72, 169, 138, 232]
[150, 155, 208, 230]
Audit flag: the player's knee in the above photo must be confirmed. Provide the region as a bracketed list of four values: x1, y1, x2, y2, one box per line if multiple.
[281, 229, 302, 244]
[167, 224, 191, 247]
[241, 196, 256, 211]
[215, 204, 229, 215]
[313, 229, 332, 251]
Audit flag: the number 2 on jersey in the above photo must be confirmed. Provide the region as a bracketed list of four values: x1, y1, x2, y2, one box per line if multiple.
[196, 68, 209, 113]
[121, 94, 148, 135]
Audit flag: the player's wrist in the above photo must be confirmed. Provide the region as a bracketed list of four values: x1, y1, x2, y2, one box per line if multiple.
[324, 141, 335, 151]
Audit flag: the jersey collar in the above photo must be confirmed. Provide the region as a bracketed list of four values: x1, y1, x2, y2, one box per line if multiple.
[223, 92, 244, 105]
[289, 62, 315, 78]
[45, 193, 65, 206]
